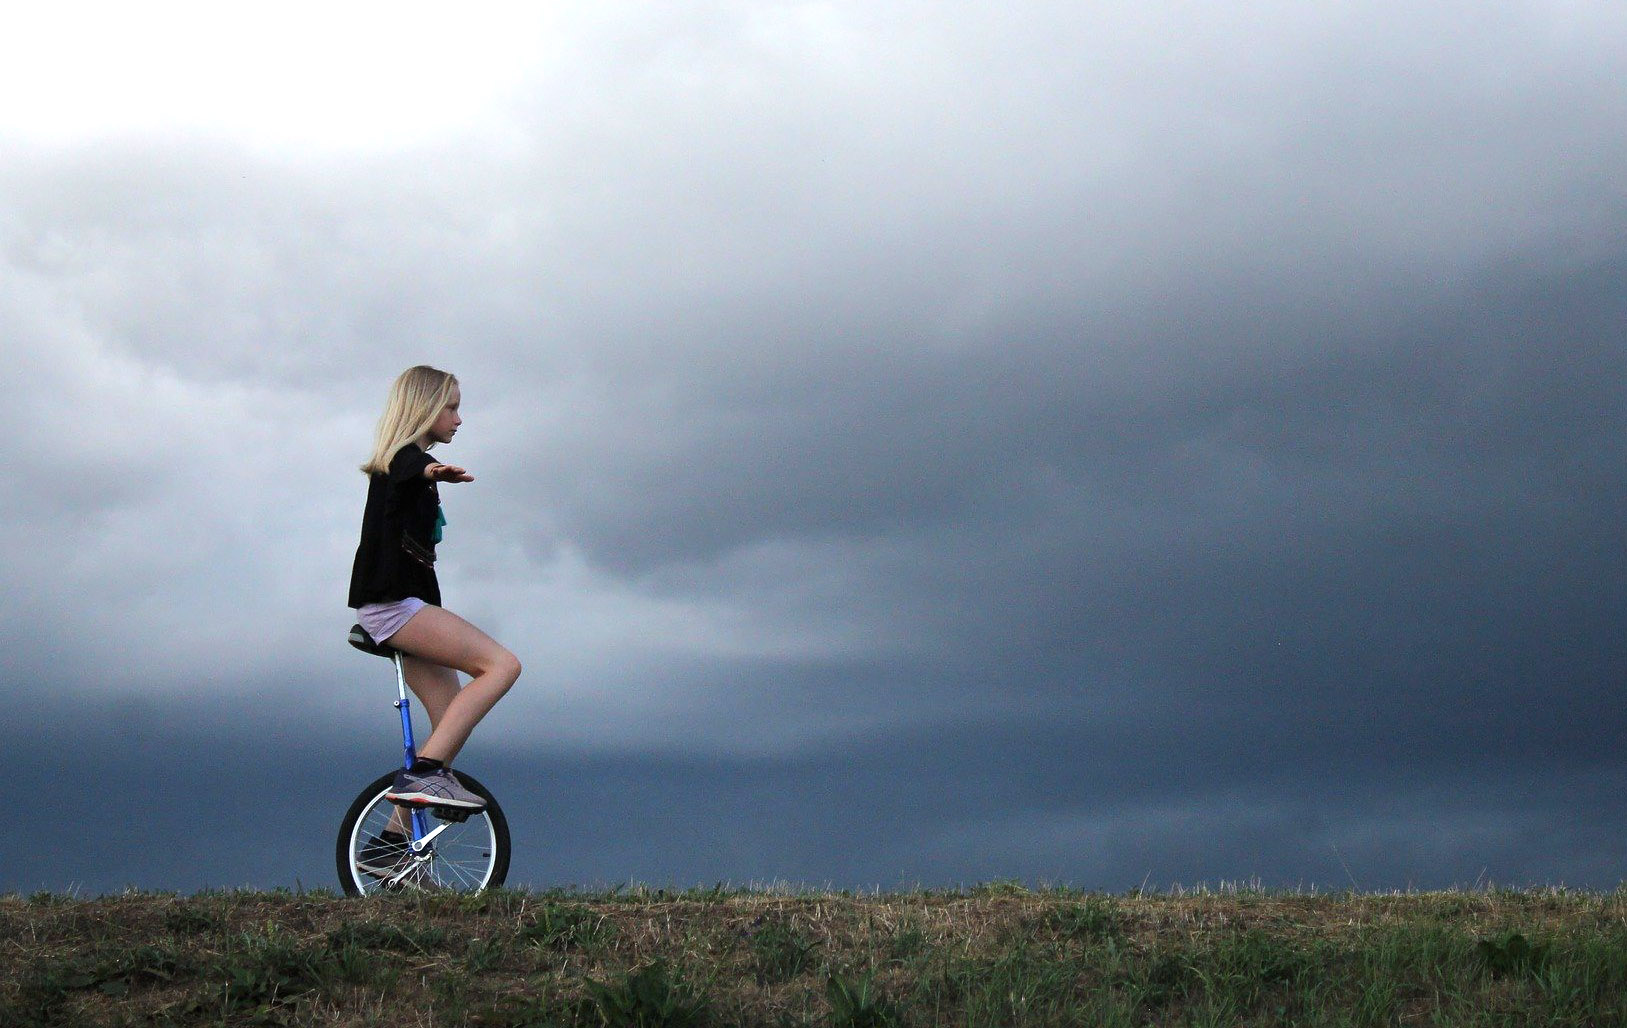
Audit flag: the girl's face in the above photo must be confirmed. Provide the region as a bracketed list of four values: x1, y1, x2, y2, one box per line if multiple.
[424, 387, 462, 445]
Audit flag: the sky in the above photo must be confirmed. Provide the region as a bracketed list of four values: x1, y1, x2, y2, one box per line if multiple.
[4, 0, 1626, 895]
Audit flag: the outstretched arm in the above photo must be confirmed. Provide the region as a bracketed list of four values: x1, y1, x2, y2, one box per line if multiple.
[425, 463, 475, 483]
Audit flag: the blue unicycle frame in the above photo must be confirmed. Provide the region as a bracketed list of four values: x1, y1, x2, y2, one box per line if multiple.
[389, 651, 437, 850]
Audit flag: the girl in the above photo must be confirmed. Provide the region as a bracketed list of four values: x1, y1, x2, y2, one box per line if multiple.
[348, 365, 522, 816]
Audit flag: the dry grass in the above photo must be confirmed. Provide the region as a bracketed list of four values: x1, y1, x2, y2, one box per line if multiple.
[4, 883, 1626, 1026]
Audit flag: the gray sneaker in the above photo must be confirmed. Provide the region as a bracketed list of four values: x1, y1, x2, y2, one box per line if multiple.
[356, 830, 411, 877]
[385, 767, 486, 811]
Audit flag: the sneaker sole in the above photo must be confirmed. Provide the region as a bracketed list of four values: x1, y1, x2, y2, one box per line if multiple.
[385, 790, 485, 810]
[357, 859, 409, 878]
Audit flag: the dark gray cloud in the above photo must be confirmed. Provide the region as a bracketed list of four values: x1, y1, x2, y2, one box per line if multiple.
[9, 692, 1624, 894]
[3, 1, 1625, 893]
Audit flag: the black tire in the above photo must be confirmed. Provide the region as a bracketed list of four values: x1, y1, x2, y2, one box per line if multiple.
[336, 770, 511, 896]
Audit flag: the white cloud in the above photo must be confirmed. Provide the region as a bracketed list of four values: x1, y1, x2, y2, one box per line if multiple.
[0, 1, 560, 150]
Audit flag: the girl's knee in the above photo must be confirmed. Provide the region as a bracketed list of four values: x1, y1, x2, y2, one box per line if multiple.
[480, 647, 521, 685]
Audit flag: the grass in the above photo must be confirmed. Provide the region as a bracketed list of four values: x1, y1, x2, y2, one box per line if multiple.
[3, 883, 1626, 1025]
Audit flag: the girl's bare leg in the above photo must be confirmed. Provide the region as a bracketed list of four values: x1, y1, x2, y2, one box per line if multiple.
[386, 605, 521, 765]
[402, 655, 461, 729]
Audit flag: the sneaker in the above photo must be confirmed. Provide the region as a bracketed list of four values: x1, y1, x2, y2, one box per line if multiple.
[385, 767, 486, 811]
[356, 830, 410, 877]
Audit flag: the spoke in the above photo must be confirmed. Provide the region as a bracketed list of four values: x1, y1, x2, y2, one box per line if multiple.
[438, 854, 482, 889]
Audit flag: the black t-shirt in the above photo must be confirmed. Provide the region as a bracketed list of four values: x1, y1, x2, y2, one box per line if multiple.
[348, 444, 443, 608]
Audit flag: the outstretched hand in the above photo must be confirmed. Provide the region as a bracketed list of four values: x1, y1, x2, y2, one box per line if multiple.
[426, 462, 475, 483]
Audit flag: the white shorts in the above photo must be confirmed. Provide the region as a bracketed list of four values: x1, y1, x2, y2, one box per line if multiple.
[356, 597, 427, 644]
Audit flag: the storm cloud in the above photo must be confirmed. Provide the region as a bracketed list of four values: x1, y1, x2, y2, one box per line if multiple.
[4, 0, 1625, 893]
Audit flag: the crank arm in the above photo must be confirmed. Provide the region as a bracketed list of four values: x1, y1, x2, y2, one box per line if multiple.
[409, 821, 453, 852]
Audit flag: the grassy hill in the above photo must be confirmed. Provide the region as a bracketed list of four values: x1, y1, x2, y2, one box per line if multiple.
[4, 883, 1625, 1026]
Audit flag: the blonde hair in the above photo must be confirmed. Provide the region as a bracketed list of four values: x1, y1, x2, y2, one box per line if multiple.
[361, 365, 460, 475]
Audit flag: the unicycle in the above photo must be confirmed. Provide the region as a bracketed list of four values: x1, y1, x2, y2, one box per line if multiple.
[336, 624, 511, 895]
